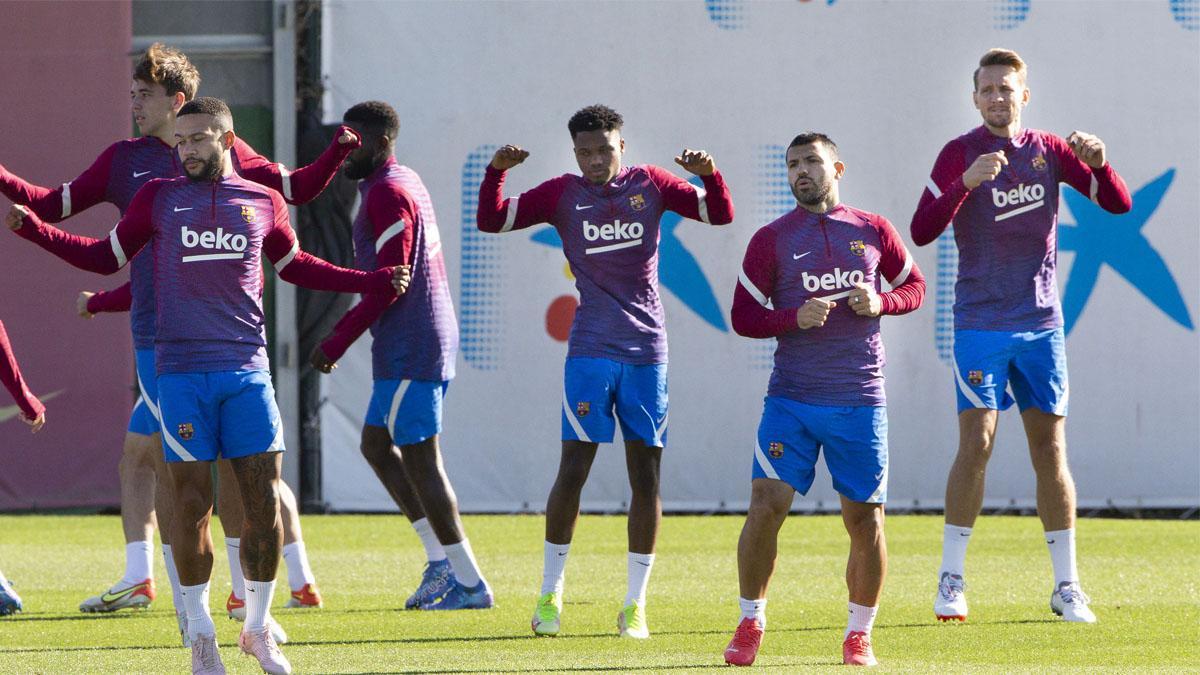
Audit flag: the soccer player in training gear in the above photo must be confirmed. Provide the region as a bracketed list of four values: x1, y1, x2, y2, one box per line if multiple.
[0, 43, 342, 625]
[726, 134, 925, 667]
[0, 321, 45, 617]
[8, 97, 410, 675]
[311, 101, 492, 611]
[910, 49, 1130, 625]
[477, 105, 734, 637]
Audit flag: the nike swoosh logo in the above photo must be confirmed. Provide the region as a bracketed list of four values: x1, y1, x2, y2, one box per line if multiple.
[574, 204, 593, 211]
[100, 582, 144, 604]
[132, 170, 151, 178]
[874, 472, 884, 480]
[960, 532, 971, 537]
[1047, 539, 1055, 544]
[173, 206, 193, 212]
[793, 251, 812, 260]
[635, 561, 651, 567]
[0, 389, 63, 423]
[557, 552, 567, 557]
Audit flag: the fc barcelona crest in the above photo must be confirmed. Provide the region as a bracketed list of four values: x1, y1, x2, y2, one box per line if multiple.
[849, 240, 866, 257]
[768, 441, 784, 459]
[1031, 154, 1048, 172]
[576, 401, 590, 417]
[178, 422, 195, 441]
[967, 370, 984, 386]
[240, 205, 256, 222]
[629, 194, 646, 211]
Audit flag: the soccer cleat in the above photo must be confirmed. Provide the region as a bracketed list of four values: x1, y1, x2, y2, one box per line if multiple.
[617, 600, 650, 639]
[1050, 581, 1097, 623]
[723, 617, 764, 666]
[190, 633, 227, 674]
[177, 610, 191, 648]
[225, 592, 289, 644]
[934, 572, 968, 622]
[531, 591, 562, 636]
[842, 630, 878, 666]
[0, 576, 22, 616]
[421, 579, 494, 610]
[79, 578, 155, 613]
[284, 582, 323, 609]
[226, 591, 246, 620]
[405, 559, 454, 610]
[239, 626, 292, 675]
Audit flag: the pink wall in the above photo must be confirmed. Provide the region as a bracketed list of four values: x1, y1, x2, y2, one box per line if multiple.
[0, 1, 133, 509]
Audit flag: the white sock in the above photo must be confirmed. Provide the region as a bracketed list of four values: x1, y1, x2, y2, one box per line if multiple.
[412, 518, 447, 562]
[739, 597, 767, 628]
[845, 602, 878, 638]
[1045, 528, 1078, 586]
[625, 552, 655, 606]
[542, 542, 570, 595]
[243, 579, 275, 632]
[444, 539, 485, 588]
[161, 544, 183, 610]
[225, 538, 245, 600]
[122, 540, 153, 585]
[282, 541, 316, 592]
[939, 524, 972, 578]
[181, 582, 215, 641]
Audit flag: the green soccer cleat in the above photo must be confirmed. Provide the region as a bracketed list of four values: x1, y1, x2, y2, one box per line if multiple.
[531, 592, 562, 636]
[617, 600, 649, 639]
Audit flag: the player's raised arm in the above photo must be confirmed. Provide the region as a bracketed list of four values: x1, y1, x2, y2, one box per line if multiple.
[1052, 132, 1132, 214]
[0, 320, 45, 433]
[233, 125, 361, 205]
[263, 192, 408, 295]
[0, 144, 118, 223]
[315, 184, 416, 371]
[653, 150, 735, 225]
[6, 180, 159, 275]
[731, 227, 810, 337]
[909, 141, 976, 246]
[476, 145, 564, 233]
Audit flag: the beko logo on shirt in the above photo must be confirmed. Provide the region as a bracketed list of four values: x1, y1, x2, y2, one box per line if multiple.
[991, 183, 1045, 221]
[582, 219, 643, 255]
[180, 225, 248, 263]
[801, 268, 865, 293]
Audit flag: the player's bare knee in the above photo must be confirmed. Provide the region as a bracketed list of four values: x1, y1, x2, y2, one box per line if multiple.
[843, 505, 885, 541]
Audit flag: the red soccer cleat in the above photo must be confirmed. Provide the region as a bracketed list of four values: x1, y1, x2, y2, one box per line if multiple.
[723, 617, 764, 666]
[285, 582, 323, 609]
[842, 630, 878, 667]
[226, 591, 246, 620]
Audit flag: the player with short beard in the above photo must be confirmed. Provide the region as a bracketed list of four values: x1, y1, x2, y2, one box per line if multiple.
[0, 43, 344, 636]
[909, 48, 1131, 625]
[477, 104, 734, 639]
[8, 97, 410, 675]
[311, 101, 491, 610]
[724, 132, 924, 667]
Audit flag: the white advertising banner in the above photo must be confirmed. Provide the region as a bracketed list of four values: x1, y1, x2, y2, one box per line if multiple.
[319, 0, 1199, 512]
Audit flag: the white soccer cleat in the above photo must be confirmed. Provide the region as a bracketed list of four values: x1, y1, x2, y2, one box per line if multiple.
[239, 625, 292, 674]
[934, 572, 968, 622]
[1050, 581, 1097, 623]
[190, 633, 226, 674]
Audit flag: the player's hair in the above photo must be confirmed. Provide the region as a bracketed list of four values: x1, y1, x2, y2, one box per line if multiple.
[973, 48, 1026, 89]
[343, 100, 400, 141]
[133, 43, 201, 101]
[567, 105, 624, 138]
[178, 97, 234, 132]
[787, 132, 839, 159]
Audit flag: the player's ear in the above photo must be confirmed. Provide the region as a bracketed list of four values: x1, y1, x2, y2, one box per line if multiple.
[171, 92, 186, 114]
[1021, 86, 1030, 107]
[221, 129, 235, 150]
[833, 160, 846, 179]
[619, 137, 626, 155]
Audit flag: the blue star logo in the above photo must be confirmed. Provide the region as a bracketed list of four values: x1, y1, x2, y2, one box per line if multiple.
[1059, 169, 1193, 334]
[530, 176, 728, 333]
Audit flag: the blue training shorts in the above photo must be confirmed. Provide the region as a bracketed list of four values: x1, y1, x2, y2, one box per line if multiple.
[753, 396, 888, 504]
[561, 357, 668, 447]
[953, 327, 1068, 416]
[364, 379, 448, 446]
[127, 349, 160, 436]
[157, 370, 284, 463]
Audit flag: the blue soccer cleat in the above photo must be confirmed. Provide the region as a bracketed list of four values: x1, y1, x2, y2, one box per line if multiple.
[421, 579, 494, 610]
[0, 576, 23, 616]
[406, 559, 455, 610]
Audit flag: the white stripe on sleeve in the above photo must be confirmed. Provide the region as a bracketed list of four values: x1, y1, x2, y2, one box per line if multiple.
[109, 227, 128, 268]
[694, 183, 710, 224]
[376, 220, 406, 254]
[278, 164, 293, 201]
[273, 240, 299, 272]
[738, 269, 770, 307]
[499, 197, 519, 233]
[61, 183, 73, 218]
[926, 177, 942, 199]
[887, 250, 914, 287]
[1089, 174, 1099, 204]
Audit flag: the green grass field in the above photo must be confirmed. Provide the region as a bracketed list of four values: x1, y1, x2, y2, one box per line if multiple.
[0, 514, 1196, 673]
